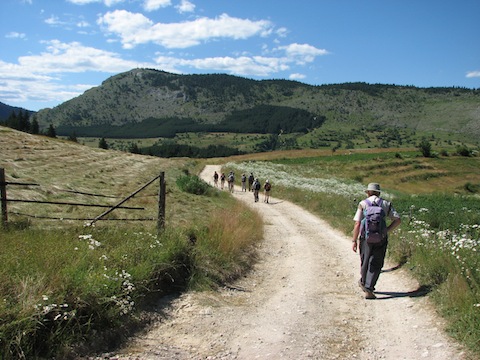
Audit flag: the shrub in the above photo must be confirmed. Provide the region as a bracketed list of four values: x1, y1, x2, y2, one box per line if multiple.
[176, 174, 211, 195]
[455, 144, 472, 157]
[418, 137, 432, 157]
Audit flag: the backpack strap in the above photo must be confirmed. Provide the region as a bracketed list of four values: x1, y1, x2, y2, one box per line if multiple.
[365, 198, 383, 207]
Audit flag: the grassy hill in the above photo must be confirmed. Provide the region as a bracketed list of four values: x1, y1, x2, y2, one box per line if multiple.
[33, 69, 480, 142]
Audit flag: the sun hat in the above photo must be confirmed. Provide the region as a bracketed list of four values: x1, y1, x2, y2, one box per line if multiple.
[365, 183, 381, 193]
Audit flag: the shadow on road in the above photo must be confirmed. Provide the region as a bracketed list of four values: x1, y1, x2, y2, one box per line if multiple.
[375, 285, 432, 300]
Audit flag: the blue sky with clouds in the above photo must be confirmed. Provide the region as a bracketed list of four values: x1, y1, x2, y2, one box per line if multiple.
[1, 0, 479, 111]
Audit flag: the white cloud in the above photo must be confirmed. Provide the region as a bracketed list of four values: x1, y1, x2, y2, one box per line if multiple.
[466, 70, 480, 78]
[143, 0, 172, 12]
[0, 60, 80, 105]
[176, 0, 195, 14]
[0, 41, 156, 108]
[67, 0, 125, 5]
[276, 27, 288, 38]
[289, 73, 306, 80]
[155, 54, 290, 77]
[104, 0, 125, 6]
[17, 40, 147, 73]
[98, 11, 273, 49]
[5, 32, 26, 39]
[45, 15, 67, 26]
[67, 0, 99, 5]
[277, 43, 328, 64]
[77, 20, 90, 28]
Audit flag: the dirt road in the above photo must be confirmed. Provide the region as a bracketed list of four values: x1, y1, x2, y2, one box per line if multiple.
[103, 165, 466, 360]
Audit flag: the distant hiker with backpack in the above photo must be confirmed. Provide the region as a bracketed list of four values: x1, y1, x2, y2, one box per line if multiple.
[248, 173, 254, 191]
[213, 171, 219, 187]
[227, 171, 235, 193]
[241, 173, 247, 192]
[220, 172, 226, 190]
[252, 178, 261, 202]
[352, 183, 401, 299]
[263, 179, 271, 203]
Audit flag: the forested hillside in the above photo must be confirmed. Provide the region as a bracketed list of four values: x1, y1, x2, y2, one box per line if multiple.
[32, 68, 480, 140]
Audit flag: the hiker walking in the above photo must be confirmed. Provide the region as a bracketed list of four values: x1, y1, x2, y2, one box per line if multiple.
[252, 178, 261, 202]
[220, 172, 226, 190]
[263, 179, 271, 203]
[241, 173, 247, 192]
[227, 171, 235, 193]
[248, 173, 254, 191]
[352, 183, 401, 299]
[213, 171, 219, 187]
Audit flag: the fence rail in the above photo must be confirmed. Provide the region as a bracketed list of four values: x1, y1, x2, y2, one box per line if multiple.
[0, 168, 166, 231]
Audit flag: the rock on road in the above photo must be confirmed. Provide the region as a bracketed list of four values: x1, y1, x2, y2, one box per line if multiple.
[98, 165, 467, 360]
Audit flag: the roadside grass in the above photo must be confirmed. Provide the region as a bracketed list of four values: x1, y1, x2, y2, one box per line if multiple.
[0, 128, 263, 359]
[227, 150, 480, 356]
[0, 192, 262, 359]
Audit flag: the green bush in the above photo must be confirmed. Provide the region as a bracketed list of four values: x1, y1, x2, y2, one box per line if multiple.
[176, 174, 211, 195]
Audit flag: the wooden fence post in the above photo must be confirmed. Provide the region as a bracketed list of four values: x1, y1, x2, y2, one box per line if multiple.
[0, 168, 7, 227]
[157, 171, 166, 232]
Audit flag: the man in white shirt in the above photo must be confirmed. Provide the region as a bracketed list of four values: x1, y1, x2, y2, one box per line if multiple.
[352, 183, 401, 299]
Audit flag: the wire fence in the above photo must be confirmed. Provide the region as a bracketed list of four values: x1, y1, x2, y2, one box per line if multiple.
[0, 168, 166, 230]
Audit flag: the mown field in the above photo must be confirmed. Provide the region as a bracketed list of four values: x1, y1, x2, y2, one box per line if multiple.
[224, 149, 480, 356]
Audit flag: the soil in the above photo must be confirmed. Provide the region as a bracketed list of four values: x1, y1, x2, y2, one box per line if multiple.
[90, 165, 468, 360]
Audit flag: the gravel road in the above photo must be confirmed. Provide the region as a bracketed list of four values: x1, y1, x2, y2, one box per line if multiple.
[94, 165, 467, 360]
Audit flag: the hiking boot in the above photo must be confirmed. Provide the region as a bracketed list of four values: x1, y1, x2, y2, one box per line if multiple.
[358, 279, 367, 292]
[359, 280, 376, 299]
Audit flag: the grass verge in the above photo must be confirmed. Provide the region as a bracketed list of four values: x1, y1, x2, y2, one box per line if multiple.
[0, 190, 262, 359]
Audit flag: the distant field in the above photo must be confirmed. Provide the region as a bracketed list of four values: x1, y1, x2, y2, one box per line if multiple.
[74, 125, 478, 156]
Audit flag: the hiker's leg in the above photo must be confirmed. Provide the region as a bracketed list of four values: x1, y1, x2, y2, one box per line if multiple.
[359, 239, 370, 287]
[364, 242, 387, 291]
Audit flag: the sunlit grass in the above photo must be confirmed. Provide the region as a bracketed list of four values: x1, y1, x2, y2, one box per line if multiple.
[0, 193, 262, 358]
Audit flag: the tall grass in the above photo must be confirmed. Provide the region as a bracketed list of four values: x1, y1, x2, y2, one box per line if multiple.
[390, 195, 480, 351]
[0, 196, 262, 358]
[228, 154, 480, 355]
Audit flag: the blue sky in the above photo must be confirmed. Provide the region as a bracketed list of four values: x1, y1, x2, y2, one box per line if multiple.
[1, 0, 479, 111]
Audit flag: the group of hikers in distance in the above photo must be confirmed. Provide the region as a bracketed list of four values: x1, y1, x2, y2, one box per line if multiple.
[213, 170, 271, 203]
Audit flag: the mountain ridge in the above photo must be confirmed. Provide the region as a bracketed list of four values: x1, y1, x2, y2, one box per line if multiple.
[31, 68, 480, 140]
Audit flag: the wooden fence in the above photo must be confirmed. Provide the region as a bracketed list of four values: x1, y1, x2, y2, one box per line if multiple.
[0, 168, 166, 231]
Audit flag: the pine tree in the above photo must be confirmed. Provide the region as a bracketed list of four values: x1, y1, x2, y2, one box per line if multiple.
[30, 118, 40, 134]
[99, 137, 109, 149]
[46, 124, 56, 138]
[6, 112, 19, 130]
[18, 110, 30, 132]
